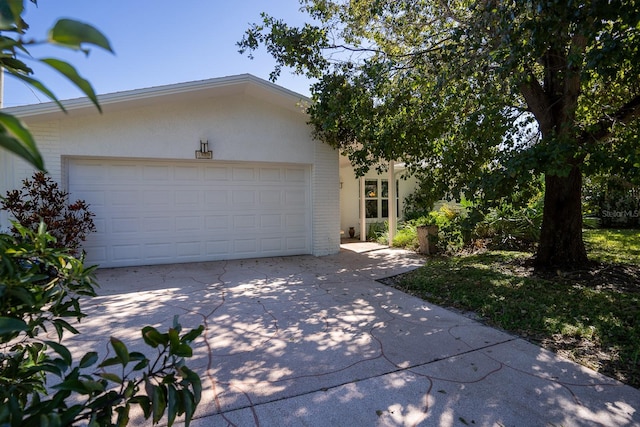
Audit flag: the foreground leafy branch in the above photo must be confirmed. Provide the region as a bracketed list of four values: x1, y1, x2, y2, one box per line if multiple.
[0, 0, 114, 170]
[0, 224, 204, 426]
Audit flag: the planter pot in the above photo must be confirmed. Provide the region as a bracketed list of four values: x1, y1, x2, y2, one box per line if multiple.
[417, 225, 438, 255]
[348, 227, 355, 238]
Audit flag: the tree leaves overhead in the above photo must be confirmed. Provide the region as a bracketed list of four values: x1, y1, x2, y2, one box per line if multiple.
[240, 0, 640, 194]
[0, 0, 113, 169]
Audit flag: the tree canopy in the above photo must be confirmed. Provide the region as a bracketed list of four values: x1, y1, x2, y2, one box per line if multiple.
[239, 0, 640, 268]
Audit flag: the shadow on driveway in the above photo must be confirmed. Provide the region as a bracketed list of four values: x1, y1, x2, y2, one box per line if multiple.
[60, 248, 639, 426]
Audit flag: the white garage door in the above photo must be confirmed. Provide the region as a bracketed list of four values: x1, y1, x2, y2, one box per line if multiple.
[68, 158, 312, 268]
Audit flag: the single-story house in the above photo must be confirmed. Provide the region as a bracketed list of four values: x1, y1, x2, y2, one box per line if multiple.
[1, 74, 419, 268]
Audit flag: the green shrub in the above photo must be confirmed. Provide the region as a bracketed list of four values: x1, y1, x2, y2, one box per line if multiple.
[478, 199, 543, 250]
[392, 225, 419, 249]
[367, 221, 387, 242]
[0, 223, 203, 426]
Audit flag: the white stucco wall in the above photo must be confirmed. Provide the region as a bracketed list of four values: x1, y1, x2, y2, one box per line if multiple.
[0, 85, 340, 258]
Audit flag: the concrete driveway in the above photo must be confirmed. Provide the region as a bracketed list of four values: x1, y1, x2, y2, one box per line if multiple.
[65, 244, 640, 426]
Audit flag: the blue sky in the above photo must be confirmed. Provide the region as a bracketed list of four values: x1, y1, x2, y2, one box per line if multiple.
[4, 0, 314, 107]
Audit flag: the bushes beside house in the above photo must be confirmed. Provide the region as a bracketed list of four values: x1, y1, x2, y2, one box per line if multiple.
[0, 173, 203, 426]
[390, 198, 544, 254]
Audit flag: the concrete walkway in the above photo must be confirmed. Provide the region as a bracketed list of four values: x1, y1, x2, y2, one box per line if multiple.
[64, 244, 640, 426]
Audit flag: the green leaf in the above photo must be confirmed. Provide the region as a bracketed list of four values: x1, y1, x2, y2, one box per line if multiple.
[98, 372, 123, 384]
[48, 19, 113, 53]
[132, 358, 149, 371]
[44, 340, 73, 367]
[167, 384, 178, 426]
[181, 389, 195, 427]
[173, 343, 193, 358]
[180, 366, 202, 404]
[0, 0, 24, 31]
[25, 363, 64, 378]
[172, 315, 182, 333]
[7, 286, 36, 306]
[168, 328, 180, 353]
[59, 405, 84, 426]
[142, 326, 168, 348]
[182, 325, 204, 343]
[39, 58, 102, 113]
[110, 337, 130, 365]
[52, 379, 87, 394]
[52, 318, 80, 340]
[81, 379, 105, 392]
[8, 394, 23, 426]
[129, 351, 147, 361]
[0, 112, 45, 170]
[115, 404, 130, 427]
[0, 316, 28, 335]
[151, 385, 167, 424]
[79, 351, 99, 368]
[98, 356, 121, 368]
[130, 396, 151, 418]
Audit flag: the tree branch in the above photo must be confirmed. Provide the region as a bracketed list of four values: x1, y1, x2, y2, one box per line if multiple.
[581, 95, 640, 144]
[519, 72, 554, 136]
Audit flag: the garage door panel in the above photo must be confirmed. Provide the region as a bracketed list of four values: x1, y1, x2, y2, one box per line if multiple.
[175, 190, 200, 207]
[175, 216, 201, 231]
[260, 214, 282, 229]
[284, 190, 306, 205]
[144, 217, 174, 232]
[175, 165, 200, 181]
[232, 190, 256, 206]
[110, 164, 139, 180]
[69, 159, 311, 267]
[112, 244, 142, 262]
[205, 190, 229, 208]
[144, 191, 171, 206]
[285, 168, 306, 182]
[259, 168, 281, 181]
[204, 166, 229, 181]
[286, 236, 308, 251]
[176, 241, 201, 257]
[259, 190, 282, 206]
[146, 243, 173, 259]
[111, 217, 139, 233]
[205, 215, 230, 230]
[206, 240, 230, 255]
[143, 165, 171, 181]
[233, 215, 256, 230]
[232, 167, 256, 181]
[111, 191, 140, 207]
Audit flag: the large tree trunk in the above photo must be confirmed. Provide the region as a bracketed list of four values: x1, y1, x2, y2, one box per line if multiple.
[535, 165, 589, 270]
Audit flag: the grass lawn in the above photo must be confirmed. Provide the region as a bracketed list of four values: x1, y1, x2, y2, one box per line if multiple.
[392, 229, 640, 389]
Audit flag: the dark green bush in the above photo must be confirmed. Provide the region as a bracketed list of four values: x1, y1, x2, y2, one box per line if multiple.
[0, 224, 203, 426]
[477, 199, 543, 250]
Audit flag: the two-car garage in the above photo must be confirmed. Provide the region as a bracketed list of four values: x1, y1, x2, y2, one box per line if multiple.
[68, 158, 312, 268]
[2, 75, 339, 268]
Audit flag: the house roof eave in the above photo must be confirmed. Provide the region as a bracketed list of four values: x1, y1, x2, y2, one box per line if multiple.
[2, 74, 311, 121]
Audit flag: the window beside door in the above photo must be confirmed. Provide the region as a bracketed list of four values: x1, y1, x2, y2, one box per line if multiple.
[362, 179, 399, 220]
